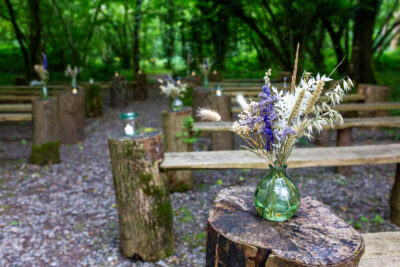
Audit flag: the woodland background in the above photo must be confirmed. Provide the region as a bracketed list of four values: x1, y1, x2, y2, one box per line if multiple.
[0, 0, 399, 100]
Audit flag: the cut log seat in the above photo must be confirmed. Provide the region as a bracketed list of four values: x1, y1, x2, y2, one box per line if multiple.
[193, 116, 400, 132]
[0, 113, 32, 122]
[161, 143, 400, 170]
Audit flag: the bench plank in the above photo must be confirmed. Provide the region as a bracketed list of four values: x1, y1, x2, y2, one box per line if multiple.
[359, 232, 400, 266]
[0, 113, 32, 122]
[193, 117, 400, 132]
[161, 144, 400, 170]
[232, 102, 400, 113]
[0, 104, 32, 112]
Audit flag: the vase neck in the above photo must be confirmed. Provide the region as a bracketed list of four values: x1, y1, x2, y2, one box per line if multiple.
[269, 164, 288, 176]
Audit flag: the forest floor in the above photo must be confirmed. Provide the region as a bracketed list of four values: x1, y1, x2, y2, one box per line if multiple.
[0, 84, 399, 267]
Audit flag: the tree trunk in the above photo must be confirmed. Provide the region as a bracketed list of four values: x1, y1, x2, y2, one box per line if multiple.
[206, 186, 364, 266]
[162, 108, 193, 192]
[111, 75, 128, 107]
[108, 131, 174, 260]
[133, 73, 147, 100]
[349, 0, 380, 83]
[132, 0, 143, 73]
[30, 99, 60, 165]
[58, 91, 85, 144]
[210, 95, 233, 150]
[390, 164, 400, 226]
[5, 0, 31, 79]
[29, 0, 42, 68]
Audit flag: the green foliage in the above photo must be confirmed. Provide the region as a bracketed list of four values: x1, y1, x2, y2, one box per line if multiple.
[181, 85, 193, 106]
[176, 116, 201, 144]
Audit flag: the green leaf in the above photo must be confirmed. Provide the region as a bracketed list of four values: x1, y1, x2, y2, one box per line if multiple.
[216, 179, 223, 185]
[373, 215, 383, 224]
[360, 216, 368, 222]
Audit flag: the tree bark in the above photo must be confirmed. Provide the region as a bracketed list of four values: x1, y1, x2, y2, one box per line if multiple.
[29, 99, 60, 165]
[58, 91, 85, 144]
[28, 0, 42, 68]
[206, 186, 365, 266]
[108, 131, 174, 260]
[349, 0, 380, 83]
[210, 95, 233, 150]
[390, 164, 400, 226]
[162, 108, 193, 192]
[111, 75, 128, 107]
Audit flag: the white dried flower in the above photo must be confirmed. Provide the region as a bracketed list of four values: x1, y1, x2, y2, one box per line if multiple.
[197, 108, 221, 121]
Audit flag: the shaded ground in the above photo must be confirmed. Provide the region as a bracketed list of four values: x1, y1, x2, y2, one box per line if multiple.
[0, 86, 399, 266]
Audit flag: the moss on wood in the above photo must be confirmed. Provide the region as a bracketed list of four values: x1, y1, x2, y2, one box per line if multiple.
[29, 141, 60, 165]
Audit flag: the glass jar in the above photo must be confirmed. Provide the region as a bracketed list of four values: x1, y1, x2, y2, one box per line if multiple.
[171, 97, 183, 111]
[254, 164, 300, 221]
[215, 86, 223, 96]
[120, 112, 139, 136]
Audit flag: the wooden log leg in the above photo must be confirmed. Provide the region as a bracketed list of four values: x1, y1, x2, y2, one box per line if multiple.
[133, 73, 148, 100]
[206, 186, 364, 266]
[108, 131, 174, 260]
[315, 130, 330, 147]
[85, 84, 103, 117]
[58, 91, 86, 144]
[111, 76, 127, 107]
[163, 108, 193, 192]
[390, 164, 400, 226]
[29, 99, 60, 165]
[336, 128, 352, 175]
[210, 95, 233, 150]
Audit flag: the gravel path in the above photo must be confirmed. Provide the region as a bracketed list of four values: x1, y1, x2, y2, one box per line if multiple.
[0, 86, 399, 266]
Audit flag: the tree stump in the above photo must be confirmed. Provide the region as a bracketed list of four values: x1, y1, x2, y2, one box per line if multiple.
[357, 84, 391, 117]
[29, 99, 60, 165]
[111, 75, 128, 108]
[206, 186, 365, 267]
[133, 73, 148, 100]
[209, 72, 222, 82]
[188, 74, 202, 87]
[85, 84, 103, 117]
[315, 130, 331, 147]
[390, 164, 400, 226]
[210, 95, 233, 150]
[162, 108, 193, 192]
[58, 91, 85, 144]
[336, 128, 352, 175]
[108, 131, 174, 261]
[192, 87, 212, 121]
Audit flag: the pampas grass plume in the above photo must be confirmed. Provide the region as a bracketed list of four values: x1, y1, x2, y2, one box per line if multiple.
[197, 108, 221, 121]
[236, 94, 249, 111]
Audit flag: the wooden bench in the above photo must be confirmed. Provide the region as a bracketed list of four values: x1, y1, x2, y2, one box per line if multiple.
[193, 116, 400, 132]
[360, 231, 400, 266]
[161, 143, 400, 227]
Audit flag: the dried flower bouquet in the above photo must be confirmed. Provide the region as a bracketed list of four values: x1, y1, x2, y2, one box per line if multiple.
[198, 69, 353, 167]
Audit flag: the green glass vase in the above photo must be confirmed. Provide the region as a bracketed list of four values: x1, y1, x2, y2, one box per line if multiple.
[254, 164, 300, 222]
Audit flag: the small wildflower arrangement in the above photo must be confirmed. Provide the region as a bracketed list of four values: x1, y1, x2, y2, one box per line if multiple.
[33, 53, 49, 86]
[64, 64, 81, 80]
[199, 58, 213, 78]
[65, 64, 81, 90]
[158, 75, 187, 99]
[198, 68, 353, 167]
